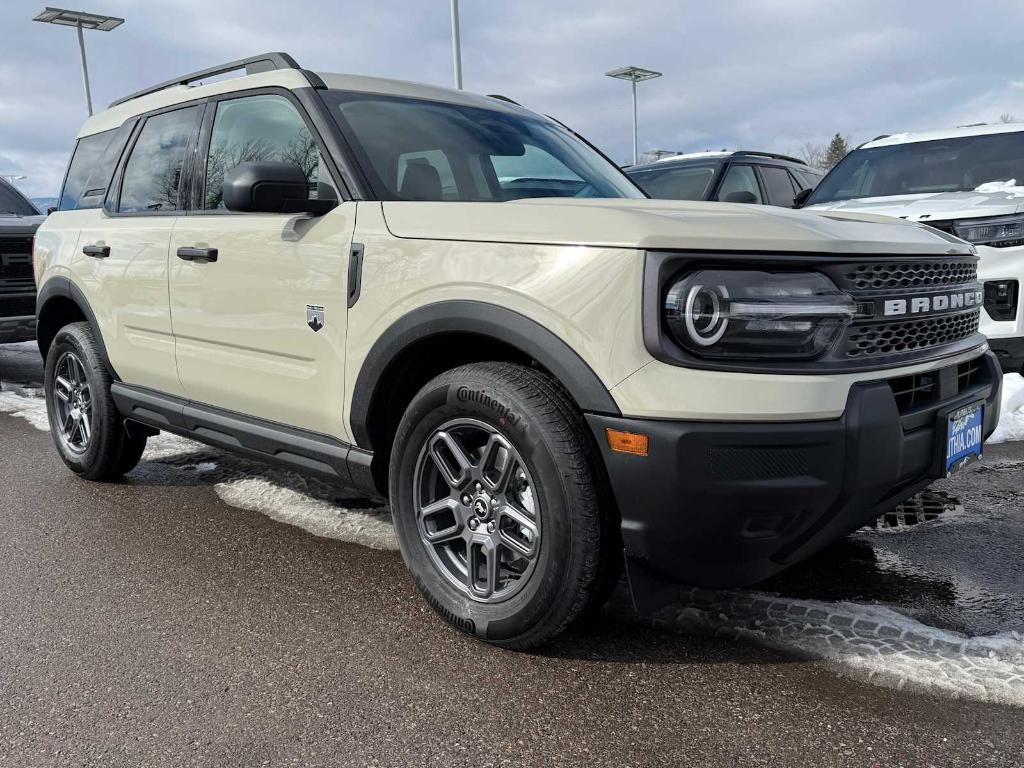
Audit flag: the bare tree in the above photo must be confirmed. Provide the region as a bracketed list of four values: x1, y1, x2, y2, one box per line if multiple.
[797, 141, 827, 170]
[1000, 113, 1017, 124]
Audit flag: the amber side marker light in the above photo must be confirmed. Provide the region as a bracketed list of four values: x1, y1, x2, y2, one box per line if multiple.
[606, 428, 649, 456]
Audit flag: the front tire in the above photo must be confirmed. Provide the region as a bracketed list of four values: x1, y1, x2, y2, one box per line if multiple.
[389, 362, 609, 649]
[44, 322, 147, 481]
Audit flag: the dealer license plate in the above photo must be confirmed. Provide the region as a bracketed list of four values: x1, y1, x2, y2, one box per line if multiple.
[945, 402, 984, 475]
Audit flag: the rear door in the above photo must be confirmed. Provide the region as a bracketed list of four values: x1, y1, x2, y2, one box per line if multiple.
[75, 104, 202, 396]
[168, 90, 355, 439]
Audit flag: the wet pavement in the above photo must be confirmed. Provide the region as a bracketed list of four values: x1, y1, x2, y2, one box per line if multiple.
[3, 342, 1024, 765]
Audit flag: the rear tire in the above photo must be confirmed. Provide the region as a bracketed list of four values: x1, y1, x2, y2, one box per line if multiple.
[389, 362, 613, 649]
[44, 322, 147, 480]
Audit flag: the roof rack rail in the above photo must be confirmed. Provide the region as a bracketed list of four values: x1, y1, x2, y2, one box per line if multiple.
[730, 150, 807, 165]
[108, 52, 316, 108]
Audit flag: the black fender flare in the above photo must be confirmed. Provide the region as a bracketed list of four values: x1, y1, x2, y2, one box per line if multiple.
[349, 300, 621, 449]
[36, 276, 119, 380]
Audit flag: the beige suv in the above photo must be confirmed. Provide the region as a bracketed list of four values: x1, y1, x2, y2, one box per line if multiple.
[34, 52, 1002, 648]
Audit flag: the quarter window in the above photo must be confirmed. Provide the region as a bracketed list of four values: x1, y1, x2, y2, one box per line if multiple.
[760, 165, 799, 207]
[204, 94, 328, 210]
[59, 129, 115, 211]
[715, 164, 762, 204]
[628, 165, 717, 200]
[118, 106, 200, 213]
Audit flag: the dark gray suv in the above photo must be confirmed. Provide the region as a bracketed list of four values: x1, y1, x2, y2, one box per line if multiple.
[0, 178, 43, 344]
[626, 150, 822, 207]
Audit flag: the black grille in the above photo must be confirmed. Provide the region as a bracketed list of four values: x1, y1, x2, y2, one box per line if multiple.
[0, 237, 33, 255]
[841, 261, 977, 291]
[0, 294, 36, 318]
[0, 258, 33, 280]
[889, 371, 938, 412]
[845, 310, 980, 359]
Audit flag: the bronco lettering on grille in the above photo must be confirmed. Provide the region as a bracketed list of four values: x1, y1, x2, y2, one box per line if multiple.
[883, 289, 983, 317]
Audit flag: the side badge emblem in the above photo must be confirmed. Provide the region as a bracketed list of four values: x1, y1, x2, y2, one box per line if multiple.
[306, 304, 325, 333]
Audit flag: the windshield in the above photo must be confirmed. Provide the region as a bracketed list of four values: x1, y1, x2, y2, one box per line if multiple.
[0, 180, 39, 216]
[323, 91, 644, 202]
[808, 130, 1024, 205]
[626, 163, 718, 200]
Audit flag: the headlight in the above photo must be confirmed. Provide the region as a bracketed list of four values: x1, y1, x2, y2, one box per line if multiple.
[664, 270, 855, 360]
[953, 214, 1024, 248]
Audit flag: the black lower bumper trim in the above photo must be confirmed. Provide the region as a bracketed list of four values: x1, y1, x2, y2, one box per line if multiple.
[588, 351, 1002, 590]
[989, 336, 1024, 375]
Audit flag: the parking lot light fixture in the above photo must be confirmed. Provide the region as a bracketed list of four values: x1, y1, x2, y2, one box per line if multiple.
[605, 65, 663, 165]
[32, 7, 125, 116]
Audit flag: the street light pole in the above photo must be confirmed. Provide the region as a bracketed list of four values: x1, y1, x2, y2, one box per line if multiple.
[605, 65, 663, 165]
[32, 7, 125, 117]
[75, 21, 93, 115]
[450, 0, 463, 89]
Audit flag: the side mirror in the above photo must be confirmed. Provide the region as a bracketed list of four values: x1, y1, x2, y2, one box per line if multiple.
[723, 190, 758, 204]
[223, 161, 335, 215]
[793, 188, 813, 208]
[46, 206, 57, 216]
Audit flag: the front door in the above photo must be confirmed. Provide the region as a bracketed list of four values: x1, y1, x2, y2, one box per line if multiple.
[168, 92, 354, 440]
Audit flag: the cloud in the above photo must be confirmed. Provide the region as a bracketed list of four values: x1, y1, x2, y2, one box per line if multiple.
[3, 0, 1024, 196]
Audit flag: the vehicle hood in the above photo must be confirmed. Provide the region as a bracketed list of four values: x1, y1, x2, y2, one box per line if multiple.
[381, 198, 972, 256]
[0, 213, 45, 235]
[806, 189, 1024, 223]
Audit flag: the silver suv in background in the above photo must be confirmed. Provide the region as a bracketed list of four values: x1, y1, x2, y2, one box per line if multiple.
[803, 124, 1024, 376]
[0, 177, 43, 344]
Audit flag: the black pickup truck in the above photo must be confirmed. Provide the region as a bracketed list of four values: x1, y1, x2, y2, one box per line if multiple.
[0, 178, 43, 345]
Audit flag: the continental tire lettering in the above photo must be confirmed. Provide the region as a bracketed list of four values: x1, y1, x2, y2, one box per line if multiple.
[420, 585, 477, 635]
[455, 386, 521, 427]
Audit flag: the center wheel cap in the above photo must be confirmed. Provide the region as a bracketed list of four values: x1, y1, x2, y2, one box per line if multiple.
[472, 496, 492, 520]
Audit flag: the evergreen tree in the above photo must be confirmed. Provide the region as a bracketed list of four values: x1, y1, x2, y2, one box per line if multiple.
[823, 134, 851, 169]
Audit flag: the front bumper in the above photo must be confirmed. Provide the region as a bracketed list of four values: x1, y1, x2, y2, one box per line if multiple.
[0, 315, 36, 344]
[588, 350, 1002, 590]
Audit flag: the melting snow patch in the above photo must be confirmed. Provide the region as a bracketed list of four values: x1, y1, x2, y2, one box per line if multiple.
[974, 179, 1024, 197]
[0, 383, 49, 431]
[990, 373, 1024, 443]
[215, 478, 396, 550]
[649, 589, 1024, 707]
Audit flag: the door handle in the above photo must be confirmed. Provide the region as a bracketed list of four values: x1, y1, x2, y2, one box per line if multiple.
[82, 244, 110, 258]
[177, 246, 218, 263]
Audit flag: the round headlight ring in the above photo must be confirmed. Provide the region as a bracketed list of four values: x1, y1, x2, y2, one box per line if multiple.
[683, 283, 729, 346]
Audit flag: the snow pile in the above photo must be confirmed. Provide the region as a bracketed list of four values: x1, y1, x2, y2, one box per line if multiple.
[650, 590, 1024, 707]
[0, 382, 49, 431]
[989, 373, 1024, 443]
[974, 179, 1024, 197]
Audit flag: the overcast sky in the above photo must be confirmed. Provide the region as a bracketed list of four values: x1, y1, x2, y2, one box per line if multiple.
[4, 0, 1024, 198]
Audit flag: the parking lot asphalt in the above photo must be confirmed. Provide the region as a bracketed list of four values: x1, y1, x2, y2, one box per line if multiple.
[2, 344, 1024, 767]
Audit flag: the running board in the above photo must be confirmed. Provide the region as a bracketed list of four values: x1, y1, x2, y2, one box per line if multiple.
[110, 382, 378, 498]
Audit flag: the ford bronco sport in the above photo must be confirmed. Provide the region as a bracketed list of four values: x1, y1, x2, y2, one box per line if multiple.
[34, 53, 1002, 648]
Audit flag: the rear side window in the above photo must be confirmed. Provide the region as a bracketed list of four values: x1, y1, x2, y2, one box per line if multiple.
[59, 129, 115, 211]
[118, 106, 200, 213]
[760, 165, 799, 207]
[628, 165, 716, 200]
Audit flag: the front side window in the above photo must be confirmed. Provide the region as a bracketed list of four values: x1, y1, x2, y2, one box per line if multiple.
[808, 130, 1024, 205]
[118, 106, 200, 213]
[204, 94, 328, 209]
[324, 91, 643, 202]
[628, 164, 717, 200]
[715, 164, 762, 203]
[59, 129, 115, 211]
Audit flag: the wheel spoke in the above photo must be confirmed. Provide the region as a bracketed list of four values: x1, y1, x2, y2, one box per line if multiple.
[54, 376, 72, 402]
[480, 434, 515, 493]
[482, 541, 499, 597]
[418, 498, 463, 544]
[466, 541, 485, 595]
[498, 504, 539, 558]
[429, 431, 473, 490]
[80, 412, 91, 442]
